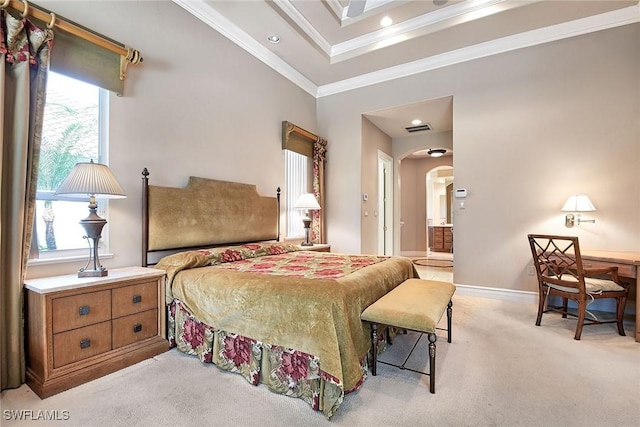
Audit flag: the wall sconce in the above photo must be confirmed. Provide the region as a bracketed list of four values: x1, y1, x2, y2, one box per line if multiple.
[55, 160, 126, 277]
[561, 194, 596, 228]
[294, 193, 320, 246]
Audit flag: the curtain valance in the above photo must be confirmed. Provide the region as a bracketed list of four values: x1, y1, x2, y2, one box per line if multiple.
[5, 0, 141, 95]
[282, 121, 327, 244]
[282, 121, 315, 158]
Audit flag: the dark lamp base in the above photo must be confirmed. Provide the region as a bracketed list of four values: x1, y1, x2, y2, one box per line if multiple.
[78, 268, 108, 278]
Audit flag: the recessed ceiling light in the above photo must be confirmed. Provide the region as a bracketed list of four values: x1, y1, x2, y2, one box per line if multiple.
[267, 35, 280, 44]
[411, 119, 422, 125]
[380, 16, 393, 27]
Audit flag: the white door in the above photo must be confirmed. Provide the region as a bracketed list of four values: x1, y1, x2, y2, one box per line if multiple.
[377, 151, 394, 255]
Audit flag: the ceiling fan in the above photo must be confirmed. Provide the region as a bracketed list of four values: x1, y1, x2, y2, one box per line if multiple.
[346, 0, 367, 18]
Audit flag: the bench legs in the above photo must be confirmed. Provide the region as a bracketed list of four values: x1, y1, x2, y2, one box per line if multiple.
[427, 333, 437, 393]
[447, 300, 453, 343]
[368, 299, 453, 394]
[371, 323, 379, 376]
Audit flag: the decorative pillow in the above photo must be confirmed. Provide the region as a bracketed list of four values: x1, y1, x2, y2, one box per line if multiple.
[204, 242, 300, 266]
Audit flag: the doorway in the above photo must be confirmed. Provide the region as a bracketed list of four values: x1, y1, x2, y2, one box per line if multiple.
[378, 151, 393, 255]
[426, 166, 453, 259]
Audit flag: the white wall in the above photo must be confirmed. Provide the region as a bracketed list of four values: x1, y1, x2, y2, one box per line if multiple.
[360, 117, 392, 255]
[26, 1, 318, 279]
[25, 3, 639, 297]
[319, 24, 640, 293]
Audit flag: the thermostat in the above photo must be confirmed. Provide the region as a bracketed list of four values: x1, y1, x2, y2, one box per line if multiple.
[454, 188, 467, 198]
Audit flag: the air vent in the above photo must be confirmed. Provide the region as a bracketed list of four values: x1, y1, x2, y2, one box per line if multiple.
[405, 123, 432, 133]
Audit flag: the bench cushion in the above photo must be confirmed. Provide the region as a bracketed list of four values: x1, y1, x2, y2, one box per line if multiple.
[361, 279, 456, 333]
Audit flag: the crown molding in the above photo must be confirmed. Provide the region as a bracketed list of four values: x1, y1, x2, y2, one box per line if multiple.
[273, 0, 332, 56]
[317, 4, 640, 97]
[172, 0, 318, 97]
[331, 0, 517, 63]
[173, 1, 639, 99]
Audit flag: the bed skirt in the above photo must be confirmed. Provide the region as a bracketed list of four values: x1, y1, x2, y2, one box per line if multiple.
[167, 300, 367, 418]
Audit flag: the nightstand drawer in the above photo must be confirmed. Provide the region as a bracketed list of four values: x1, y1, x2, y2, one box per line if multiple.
[53, 321, 112, 368]
[52, 290, 111, 334]
[112, 281, 158, 318]
[112, 309, 158, 348]
[25, 267, 168, 398]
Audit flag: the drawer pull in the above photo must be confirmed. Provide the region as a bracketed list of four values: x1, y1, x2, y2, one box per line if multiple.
[80, 339, 91, 349]
[79, 305, 90, 316]
[132, 295, 142, 304]
[133, 323, 143, 333]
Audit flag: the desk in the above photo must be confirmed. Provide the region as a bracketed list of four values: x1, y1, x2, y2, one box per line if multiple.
[581, 250, 640, 342]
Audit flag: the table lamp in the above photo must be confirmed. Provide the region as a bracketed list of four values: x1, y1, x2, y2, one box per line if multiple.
[294, 193, 320, 246]
[54, 159, 126, 277]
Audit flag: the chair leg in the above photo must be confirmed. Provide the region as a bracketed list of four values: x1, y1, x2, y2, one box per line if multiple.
[535, 288, 547, 326]
[446, 300, 453, 343]
[616, 296, 627, 336]
[370, 323, 378, 376]
[427, 333, 437, 393]
[562, 297, 569, 318]
[574, 300, 586, 340]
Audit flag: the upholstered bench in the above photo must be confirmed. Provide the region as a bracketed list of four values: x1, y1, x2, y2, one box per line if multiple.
[361, 278, 456, 393]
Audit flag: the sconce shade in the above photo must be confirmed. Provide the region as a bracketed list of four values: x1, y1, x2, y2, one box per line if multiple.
[428, 148, 446, 158]
[294, 193, 321, 210]
[561, 194, 596, 212]
[54, 159, 126, 199]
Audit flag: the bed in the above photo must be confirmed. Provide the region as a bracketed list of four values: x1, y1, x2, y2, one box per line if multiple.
[141, 169, 417, 418]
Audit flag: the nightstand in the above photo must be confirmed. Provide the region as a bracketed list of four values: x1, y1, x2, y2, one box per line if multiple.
[297, 243, 331, 252]
[24, 266, 169, 398]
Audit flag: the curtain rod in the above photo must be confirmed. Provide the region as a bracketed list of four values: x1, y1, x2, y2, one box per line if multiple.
[291, 124, 320, 142]
[3, 0, 143, 67]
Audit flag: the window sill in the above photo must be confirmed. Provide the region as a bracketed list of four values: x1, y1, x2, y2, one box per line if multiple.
[27, 252, 114, 267]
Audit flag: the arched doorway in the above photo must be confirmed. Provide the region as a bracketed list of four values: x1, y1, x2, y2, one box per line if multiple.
[426, 166, 454, 257]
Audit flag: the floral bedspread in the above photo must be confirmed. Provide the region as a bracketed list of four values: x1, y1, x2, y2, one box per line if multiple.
[156, 242, 417, 418]
[213, 246, 386, 279]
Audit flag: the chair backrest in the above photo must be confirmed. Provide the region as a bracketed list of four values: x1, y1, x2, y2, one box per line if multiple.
[527, 234, 586, 294]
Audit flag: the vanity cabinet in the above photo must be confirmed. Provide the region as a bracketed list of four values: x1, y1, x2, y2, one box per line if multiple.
[428, 226, 453, 252]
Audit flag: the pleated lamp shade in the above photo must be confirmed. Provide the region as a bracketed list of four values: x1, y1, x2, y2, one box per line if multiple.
[294, 193, 320, 210]
[55, 159, 126, 198]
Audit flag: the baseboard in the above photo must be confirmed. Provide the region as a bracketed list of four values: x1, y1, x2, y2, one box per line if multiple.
[453, 284, 537, 304]
[453, 283, 636, 315]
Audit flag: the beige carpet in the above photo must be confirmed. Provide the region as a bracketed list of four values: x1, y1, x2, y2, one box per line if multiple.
[2, 294, 638, 427]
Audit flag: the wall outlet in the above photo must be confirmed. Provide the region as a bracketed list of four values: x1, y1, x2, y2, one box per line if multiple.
[527, 266, 536, 276]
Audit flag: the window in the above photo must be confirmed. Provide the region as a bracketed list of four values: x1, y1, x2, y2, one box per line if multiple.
[285, 150, 311, 239]
[31, 72, 108, 260]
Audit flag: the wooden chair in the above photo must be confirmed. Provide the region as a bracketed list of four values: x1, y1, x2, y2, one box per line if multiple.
[527, 234, 629, 340]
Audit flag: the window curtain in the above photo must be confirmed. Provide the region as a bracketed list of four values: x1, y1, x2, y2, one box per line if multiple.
[1, 9, 53, 391]
[311, 137, 327, 244]
[282, 121, 327, 244]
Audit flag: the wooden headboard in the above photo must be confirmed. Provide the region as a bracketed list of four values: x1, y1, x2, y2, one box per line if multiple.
[142, 168, 280, 266]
